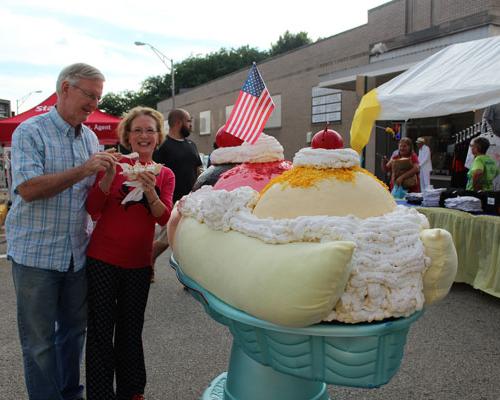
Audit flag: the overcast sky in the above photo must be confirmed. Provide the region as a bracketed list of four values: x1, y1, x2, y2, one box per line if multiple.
[1, 0, 389, 114]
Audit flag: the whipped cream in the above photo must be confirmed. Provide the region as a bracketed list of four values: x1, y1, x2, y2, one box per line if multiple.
[179, 186, 430, 323]
[210, 134, 284, 164]
[120, 161, 162, 179]
[293, 148, 361, 169]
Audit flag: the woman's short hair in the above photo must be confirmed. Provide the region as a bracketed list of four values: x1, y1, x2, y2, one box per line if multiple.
[472, 137, 490, 154]
[118, 106, 167, 150]
[56, 63, 105, 95]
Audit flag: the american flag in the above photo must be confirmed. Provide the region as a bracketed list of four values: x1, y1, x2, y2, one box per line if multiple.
[224, 63, 275, 144]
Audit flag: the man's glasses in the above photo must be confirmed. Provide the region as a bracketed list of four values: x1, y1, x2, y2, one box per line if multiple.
[130, 128, 158, 135]
[72, 84, 102, 103]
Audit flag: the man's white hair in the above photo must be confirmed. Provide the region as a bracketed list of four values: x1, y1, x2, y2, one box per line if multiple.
[56, 63, 105, 95]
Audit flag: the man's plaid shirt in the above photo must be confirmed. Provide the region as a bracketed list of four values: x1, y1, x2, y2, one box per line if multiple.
[6, 107, 99, 271]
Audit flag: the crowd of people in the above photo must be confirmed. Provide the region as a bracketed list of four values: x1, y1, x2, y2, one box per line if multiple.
[4, 62, 499, 400]
[382, 135, 498, 197]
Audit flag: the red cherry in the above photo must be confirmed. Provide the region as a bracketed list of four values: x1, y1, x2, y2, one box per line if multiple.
[215, 126, 244, 148]
[311, 127, 344, 150]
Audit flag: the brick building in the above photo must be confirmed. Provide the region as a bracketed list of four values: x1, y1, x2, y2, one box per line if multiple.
[158, 0, 500, 185]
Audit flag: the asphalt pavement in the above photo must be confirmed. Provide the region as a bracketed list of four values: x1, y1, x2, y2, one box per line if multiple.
[1, 234, 499, 399]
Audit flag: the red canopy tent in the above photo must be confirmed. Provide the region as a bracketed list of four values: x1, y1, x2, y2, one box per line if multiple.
[0, 93, 121, 146]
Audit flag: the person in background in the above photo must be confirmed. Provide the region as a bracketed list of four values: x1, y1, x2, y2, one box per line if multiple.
[85, 107, 174, 400]
[466, 137, 499, 191]
[382, 137, 420, 193]
[416, 137, 432, 191]
[465, 106, 500, 191]
[6, 63, 116, 400]
[151, 108, 202, 271]
[207, 141, 218, 168]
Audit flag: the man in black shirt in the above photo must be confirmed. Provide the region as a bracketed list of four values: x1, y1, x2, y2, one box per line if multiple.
[152, 109, 202, 269]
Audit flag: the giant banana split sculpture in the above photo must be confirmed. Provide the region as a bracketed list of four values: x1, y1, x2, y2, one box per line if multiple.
[168, 128, 458, 399]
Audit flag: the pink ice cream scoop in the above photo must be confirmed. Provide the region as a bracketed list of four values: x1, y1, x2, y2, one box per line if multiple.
[214, 160, 292, 192]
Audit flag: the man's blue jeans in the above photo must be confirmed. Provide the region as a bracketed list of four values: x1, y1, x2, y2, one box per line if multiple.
[12, 261, 87, 400]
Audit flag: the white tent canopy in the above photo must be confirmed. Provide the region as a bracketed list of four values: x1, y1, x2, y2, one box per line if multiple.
[350, 36, 500, 152]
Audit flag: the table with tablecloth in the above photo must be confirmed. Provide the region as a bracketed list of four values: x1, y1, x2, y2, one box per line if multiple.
[415, 206, 500, 298]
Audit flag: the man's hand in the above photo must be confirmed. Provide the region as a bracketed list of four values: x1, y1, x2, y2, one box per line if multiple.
[97, 149, 121, 193]
[83, 151, 119, 176]
[17, 149, 120, 202]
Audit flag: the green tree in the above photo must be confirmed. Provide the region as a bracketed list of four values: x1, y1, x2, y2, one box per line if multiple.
[174, 46, 268, 91]
[100, 46, 267, 116]
[100, 32, 311, 116]
[269, 31, 312, 56]
[99, 91, 140, 116]
[137, 74, 172, 107]
[99, 75, 170, 115]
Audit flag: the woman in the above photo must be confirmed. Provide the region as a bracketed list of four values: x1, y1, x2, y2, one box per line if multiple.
[85, 107, 175, 400]
[382, 137, 420, 193]
[466, 137, 499, 191]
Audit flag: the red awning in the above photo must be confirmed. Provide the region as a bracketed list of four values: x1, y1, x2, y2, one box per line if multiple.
[0, 93, 121, 146]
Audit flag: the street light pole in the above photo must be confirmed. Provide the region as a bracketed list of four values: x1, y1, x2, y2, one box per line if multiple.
[134, 41, 175, 108]
[16, 90, 42, 114]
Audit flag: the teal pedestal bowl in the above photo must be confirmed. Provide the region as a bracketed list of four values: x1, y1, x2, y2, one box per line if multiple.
[171, 256, 422, 400]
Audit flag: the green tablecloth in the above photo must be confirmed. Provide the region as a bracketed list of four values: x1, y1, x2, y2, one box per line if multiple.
[416, 207, 500, 298]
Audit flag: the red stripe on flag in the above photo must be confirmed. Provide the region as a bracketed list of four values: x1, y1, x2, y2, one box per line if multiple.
[244, 93, 273, 143]
[233, 94, 255, 137]
[224, 91, 246, 133]
[252, 100, 275, 144]
[232, 93, 258, 139]
[240, 92, 269, 142]
[245, 92, 273, 143]
[235, 96, 262, 142]
[231, 94, 253, 133]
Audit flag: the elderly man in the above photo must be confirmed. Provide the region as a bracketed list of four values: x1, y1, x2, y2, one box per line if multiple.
[6, 63, 117, 400]
[416, 137, 432, 191]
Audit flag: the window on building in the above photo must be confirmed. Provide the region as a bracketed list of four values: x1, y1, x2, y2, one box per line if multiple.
[199, 111, 211, 135]
[225, 105, 233, 120]
[265, 95, 281, 129]
[306, 131, 313, 145]
[311, 87, 341, 124]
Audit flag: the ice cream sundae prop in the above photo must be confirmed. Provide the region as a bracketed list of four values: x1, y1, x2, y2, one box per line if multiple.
[213, 132, 292, 192]
[169, 127, 458, 399]
[192, 126, 244, 191]
[310, 125, 344, 149]
[193, 127, 292, 192]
